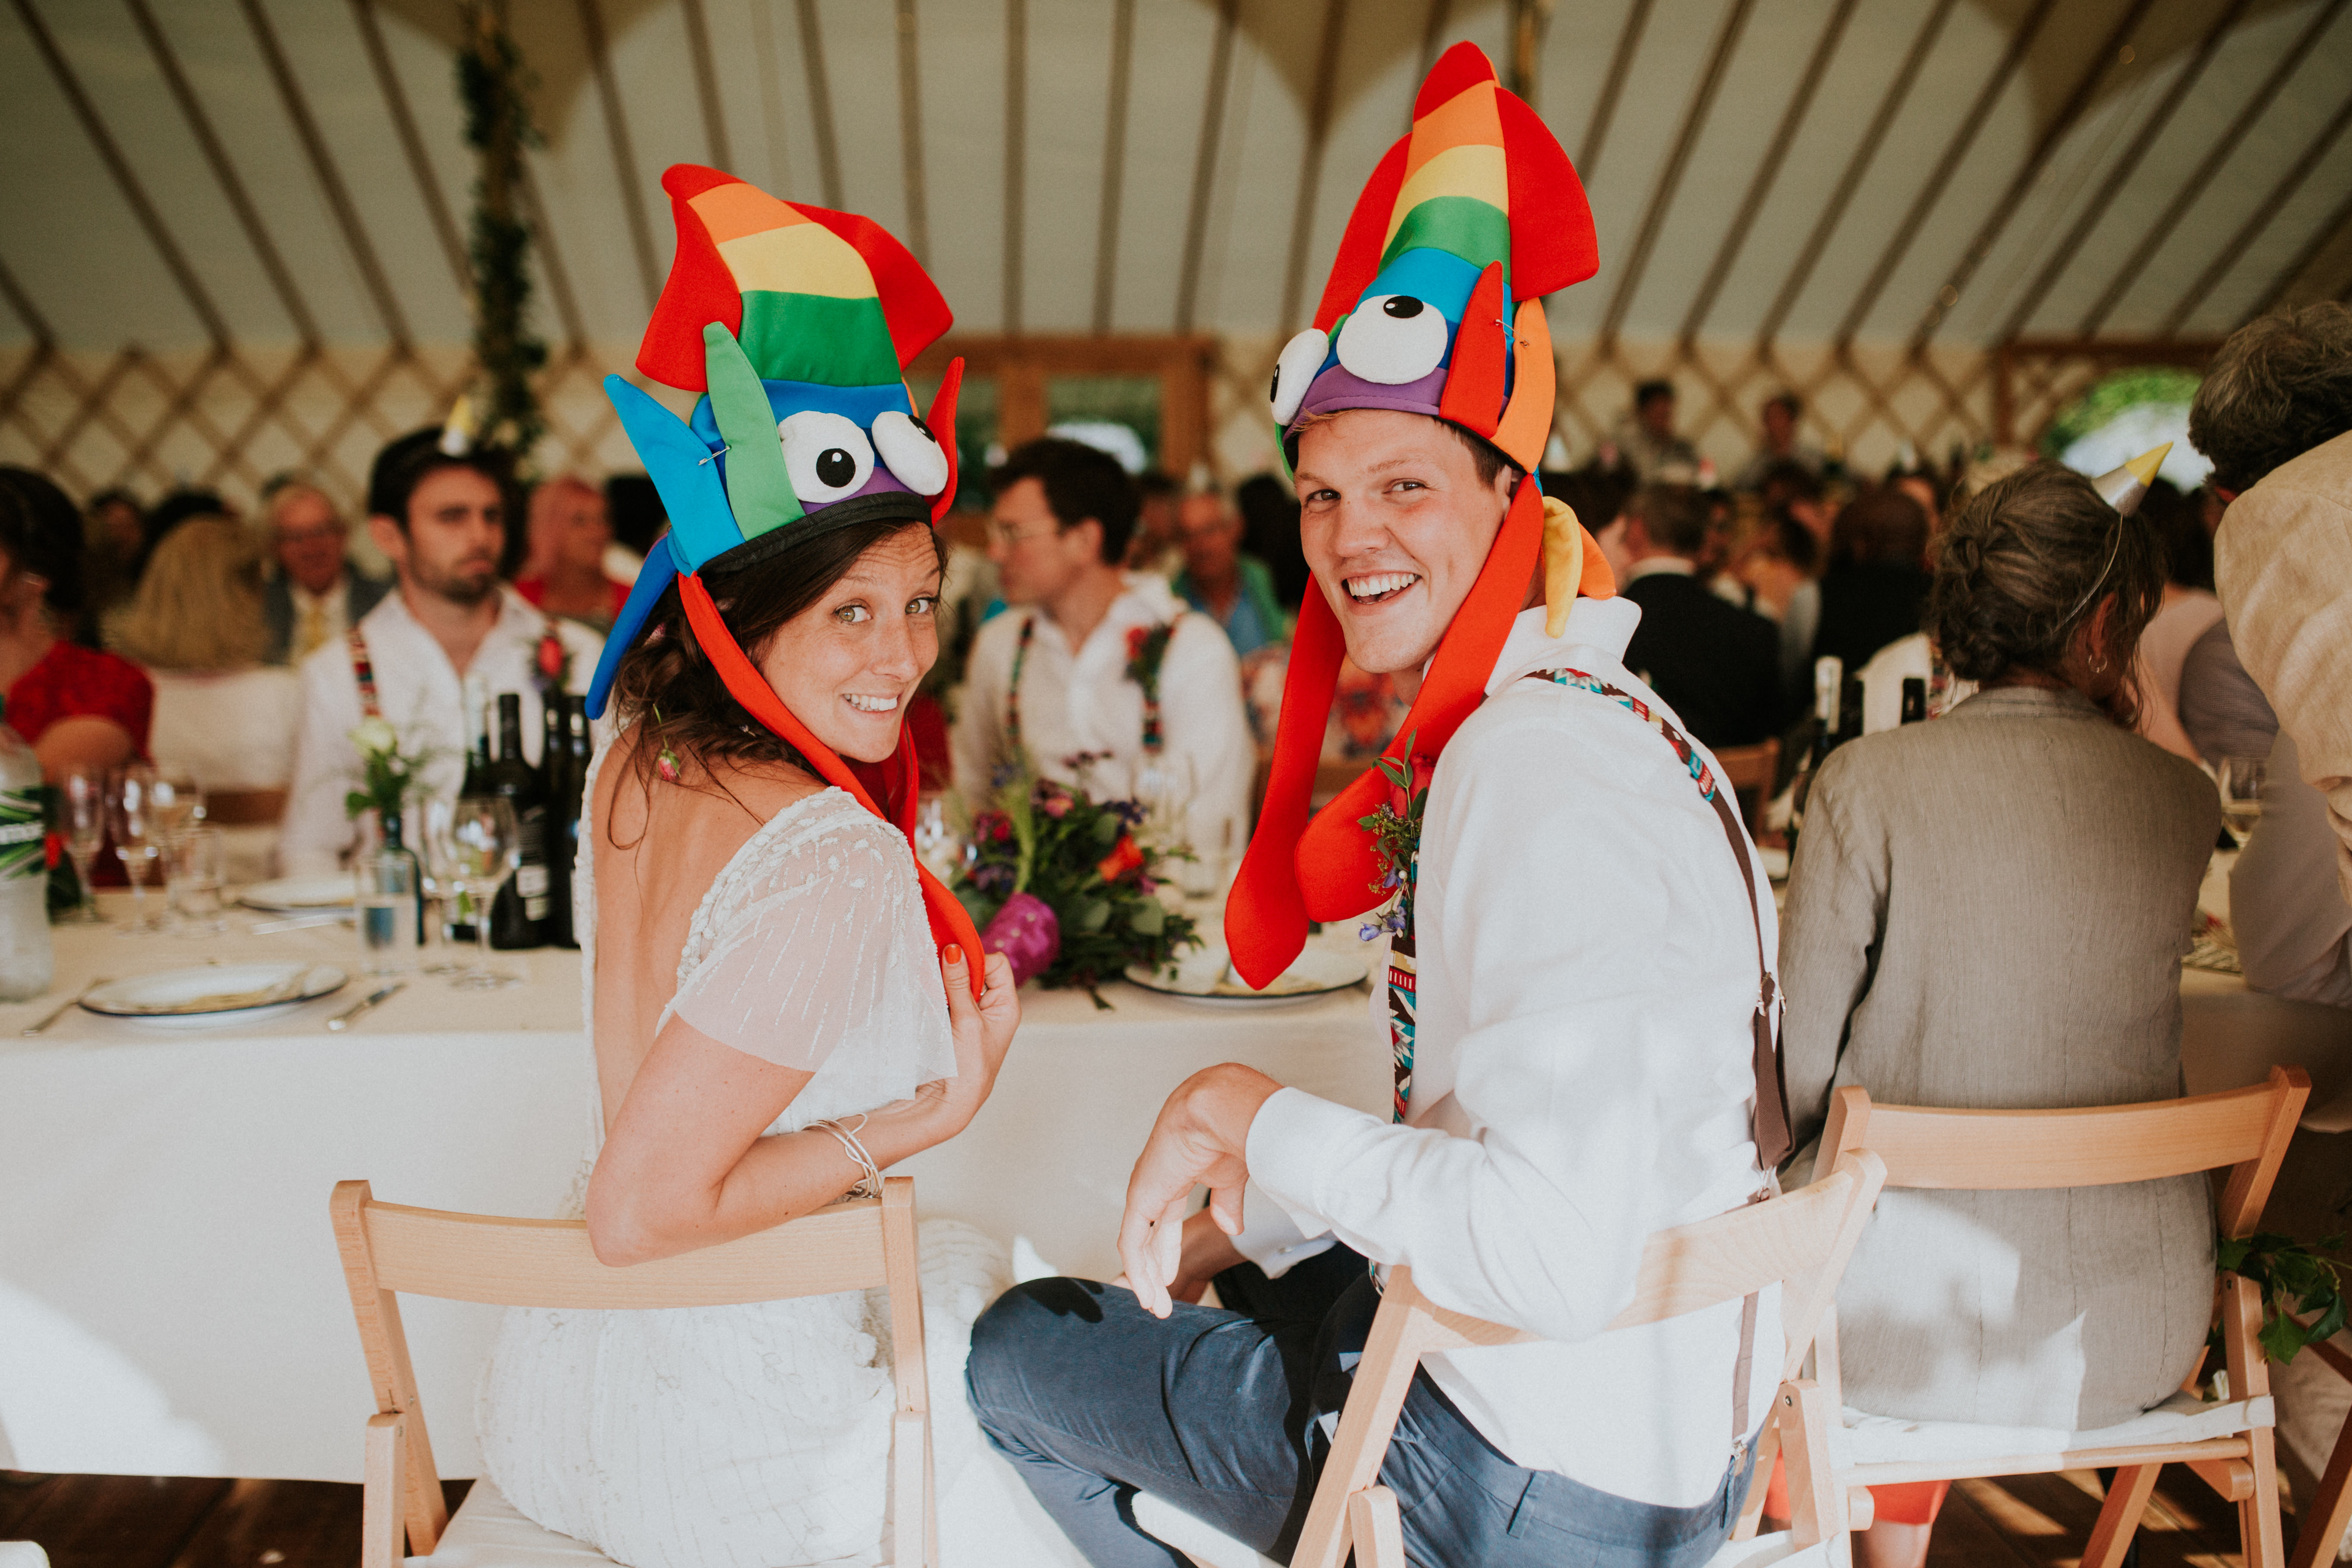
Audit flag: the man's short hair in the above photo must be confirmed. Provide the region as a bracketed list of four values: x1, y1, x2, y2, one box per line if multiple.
[992, 438, 1140, 565]
[1136, 468, 1179, 502]
[260, 474, 341, 533]
[2188, 302, 2352, 494]
[1626, 484, 1709, 557]
[1634, 379, 1676, 410]
[1765, 391, 1801, 420]
[366, 427, 514, 533]
[1289, 408, 1522, 492]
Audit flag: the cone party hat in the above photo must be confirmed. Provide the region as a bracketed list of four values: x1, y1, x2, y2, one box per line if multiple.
[1227, 43, 1613, 989]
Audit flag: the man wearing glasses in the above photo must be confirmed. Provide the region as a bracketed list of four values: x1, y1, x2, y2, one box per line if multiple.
[951, 437, 1253, 869]
[258, 476, 389, 666]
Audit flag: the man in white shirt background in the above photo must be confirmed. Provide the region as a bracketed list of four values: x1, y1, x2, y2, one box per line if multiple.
[951, 437, 1252, 874]
[259, 475, 388, 666]
[279, 428, 602, 876]
[966, 43, 1781, 1567]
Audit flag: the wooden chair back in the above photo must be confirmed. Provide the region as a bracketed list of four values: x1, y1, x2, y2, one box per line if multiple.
[331, 1176, 934, 1568]
[203, 788, 287, 826]
[1712, 739, 1779, 837]
[1286, 1151, 1889, 1568]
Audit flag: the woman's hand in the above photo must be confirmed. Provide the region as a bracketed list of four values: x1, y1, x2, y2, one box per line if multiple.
[938, 943, 1018, 1129]
[1116, 1064, 1282, 1319]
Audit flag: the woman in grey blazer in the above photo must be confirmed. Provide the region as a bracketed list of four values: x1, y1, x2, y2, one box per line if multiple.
[1780, 463, 2221, 1568]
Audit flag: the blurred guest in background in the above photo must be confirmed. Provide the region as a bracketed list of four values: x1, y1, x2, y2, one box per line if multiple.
[1759, 459, 1833, 558]
[1812, 484, 1933, 675]
[112, 514, 299, 799]
[515, 476, 631, 634]
[1615, 379, 1699, 483]
[82, 486, 145, 622]
[2130, 480, 2223, 762]
[1735, 392, 1822, 490]
[0, 467, 150, 779]
[1235, 470, 1310, 611]
[952, 437, 1251, 864]
[1128, 467, 1183, 575]
[1172, 487, 1286, 657]
[136, 488, 233, 584]
[281, 429, 601, 876]
[603, 472, 663, 581]
[1728, 511, 1823, 710]
[1618, 484, 1782, 748]
[1779, 462, 2216, 1568]
[259, 476, 389, 666]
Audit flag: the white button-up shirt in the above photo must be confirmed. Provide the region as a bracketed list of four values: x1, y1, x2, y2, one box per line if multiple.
[280, 586, 603, 876]
[1241, 597, 1781, 1509]
[951, 574, 1255, 866]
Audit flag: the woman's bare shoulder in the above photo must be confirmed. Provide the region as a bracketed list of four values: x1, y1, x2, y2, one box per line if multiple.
[596, 735, 832, 879]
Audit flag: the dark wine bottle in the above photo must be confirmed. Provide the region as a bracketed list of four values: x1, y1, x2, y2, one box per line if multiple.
[1899, 676, 1928, 725]
[539, 696, 582, 949]
[486, 692, 547, 949]
[448, 675, 492, 944]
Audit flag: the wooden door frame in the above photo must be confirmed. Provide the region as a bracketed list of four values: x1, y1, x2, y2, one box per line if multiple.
[911, 334, 1219, 479]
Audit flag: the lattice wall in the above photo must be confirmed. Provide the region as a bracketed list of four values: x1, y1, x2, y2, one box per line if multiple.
[2, 330, 2031, 517]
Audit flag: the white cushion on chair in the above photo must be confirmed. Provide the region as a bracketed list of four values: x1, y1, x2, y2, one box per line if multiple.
[1131, 1492, 1282, 1568]
[1836, 1391, 2273, 1469]
[1706, 1532, 1833, 1567]
[407, 1479, 620, 1567]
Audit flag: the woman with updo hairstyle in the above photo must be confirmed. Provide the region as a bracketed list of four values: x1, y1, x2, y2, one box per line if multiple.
[1774, 462, 2221, 1568]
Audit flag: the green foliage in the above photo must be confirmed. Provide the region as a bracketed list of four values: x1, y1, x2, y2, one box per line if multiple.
[457, 3, 548, 460]
[958, 760, 1199, 997]
[2213, 1232, 2350, 1368]
[2040, 367, 2203, 459]
[1354, 737, 1427, 941]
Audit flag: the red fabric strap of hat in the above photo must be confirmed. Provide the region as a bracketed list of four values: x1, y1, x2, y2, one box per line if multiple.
[678, 572, 985, 1001]
[1226, 474, 1546, 989]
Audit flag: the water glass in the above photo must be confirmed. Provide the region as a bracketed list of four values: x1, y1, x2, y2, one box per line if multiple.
[107, 764, 163, 935]
[355, 851, 420, 976]
[2217, 755, 2267, 849]
[166, 826, 227, 934]
[57, 765, 107, 924]
[150, 768, 204, 846]
[438, 794, 520, 990]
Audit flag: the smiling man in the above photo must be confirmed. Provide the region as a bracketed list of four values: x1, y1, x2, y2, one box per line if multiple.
[279, 427, 602, 876]
[966, 43, 1790, 1568]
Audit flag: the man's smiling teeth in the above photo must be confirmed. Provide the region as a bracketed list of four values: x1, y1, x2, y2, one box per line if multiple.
[1346, 572, 1421, 602]
[844, 694, 899, 713]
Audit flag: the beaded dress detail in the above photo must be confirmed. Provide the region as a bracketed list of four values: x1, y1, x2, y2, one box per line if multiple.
[475, 738, 1009, 1568]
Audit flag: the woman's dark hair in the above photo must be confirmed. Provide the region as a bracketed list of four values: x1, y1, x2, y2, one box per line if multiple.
[1926, 462, 2163, 702]
[2138, 478, 2212, 592]
[1235, 471, 1309, 608]
[0, 466, 94, 643]
[608, 516, 945, 792]
[1828, 485, 1930, 569]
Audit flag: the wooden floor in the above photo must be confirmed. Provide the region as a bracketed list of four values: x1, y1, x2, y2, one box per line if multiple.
[0, 1466, 2264, 1567]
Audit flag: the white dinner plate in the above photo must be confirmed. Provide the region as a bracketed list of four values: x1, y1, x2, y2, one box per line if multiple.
[238, 876, 354, 912]
[81, 962, 350, 1028]
[1124, 944, 1368, 1009]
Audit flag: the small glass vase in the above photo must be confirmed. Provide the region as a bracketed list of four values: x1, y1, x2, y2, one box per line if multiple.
[375, 809, 428, 947]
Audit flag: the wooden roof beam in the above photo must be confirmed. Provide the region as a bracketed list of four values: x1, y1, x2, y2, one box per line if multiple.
[1277, 0, 1350, 334]
[1091, 0, 1136, 334]
[2163, 91, 2352, 334]
[1174, 0, 1239, 333]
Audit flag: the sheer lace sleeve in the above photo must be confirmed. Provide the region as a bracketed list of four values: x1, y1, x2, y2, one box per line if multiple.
[665, 792, 955, 1082]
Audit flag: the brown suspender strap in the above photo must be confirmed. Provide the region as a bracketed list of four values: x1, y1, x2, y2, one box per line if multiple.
[347, 629, 382, 720]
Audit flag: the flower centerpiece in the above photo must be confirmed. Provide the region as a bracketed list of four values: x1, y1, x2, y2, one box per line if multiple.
[955, 754, 1200, 1003]
[344, 718, 432, 825]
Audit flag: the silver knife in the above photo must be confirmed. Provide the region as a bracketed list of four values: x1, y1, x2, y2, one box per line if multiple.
[22, 975, 111, 1036]
[327, 980, 404, 1032]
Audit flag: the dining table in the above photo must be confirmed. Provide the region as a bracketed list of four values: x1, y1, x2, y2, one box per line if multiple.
[0, 892, 1389, 1484]
[4, 854, 2348, 1489]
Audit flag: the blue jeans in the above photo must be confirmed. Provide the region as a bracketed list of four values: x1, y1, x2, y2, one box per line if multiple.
[966, 1246, 1755, 1567]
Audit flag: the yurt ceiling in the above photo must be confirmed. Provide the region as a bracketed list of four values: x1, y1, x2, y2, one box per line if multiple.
[4, 0, 2350, 496]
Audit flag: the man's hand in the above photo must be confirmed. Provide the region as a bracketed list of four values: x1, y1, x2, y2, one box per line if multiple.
[1116, 1064, 1282, 1319]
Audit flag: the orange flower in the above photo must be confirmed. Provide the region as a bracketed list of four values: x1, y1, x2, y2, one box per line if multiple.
[1096, 834, 1145, 883]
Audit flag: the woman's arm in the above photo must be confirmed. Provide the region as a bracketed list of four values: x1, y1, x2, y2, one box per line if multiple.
[586, 944, 1017, 1266]
[35, 714, 136, 781]
[1778, 752, 1889, 1165]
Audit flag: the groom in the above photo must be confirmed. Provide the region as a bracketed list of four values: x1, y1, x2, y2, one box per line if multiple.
[966, 44, 1789, 1568]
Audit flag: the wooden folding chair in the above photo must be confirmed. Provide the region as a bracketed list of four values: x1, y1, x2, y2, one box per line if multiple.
[1138, 1151, 1889, 1568]
[331, 1176, 936, 1568]
[1809, 1065, 2309, 1568]
[1711, 739, 1780, 839]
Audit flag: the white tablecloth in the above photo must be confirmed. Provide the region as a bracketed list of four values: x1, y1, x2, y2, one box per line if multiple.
[0, 902, 1386, 1483]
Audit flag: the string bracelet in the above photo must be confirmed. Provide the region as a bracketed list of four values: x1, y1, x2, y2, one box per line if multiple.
[810, 1114, 881, 1200]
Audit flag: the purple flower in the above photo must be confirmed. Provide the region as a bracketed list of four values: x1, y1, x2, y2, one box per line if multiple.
[1359, 922, 1382, 941]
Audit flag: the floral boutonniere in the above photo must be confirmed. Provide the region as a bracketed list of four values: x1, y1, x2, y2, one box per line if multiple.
[1123, 621, 1176, 753]
[1356, 736, 1430, 942]
[533, 619, 572, 703]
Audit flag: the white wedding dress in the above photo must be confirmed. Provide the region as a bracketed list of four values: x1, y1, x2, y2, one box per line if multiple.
[475, 748, 1058, 1568]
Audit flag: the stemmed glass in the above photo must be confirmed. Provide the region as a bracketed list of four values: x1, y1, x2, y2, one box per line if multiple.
[149, 768, 204, 847]
[106, 764, 164, 935]
[56, 765, 108, 924]
[437, 794, 520, 989]
[2217, 755, 2267, 849]
[1133, 751, 1197, 856]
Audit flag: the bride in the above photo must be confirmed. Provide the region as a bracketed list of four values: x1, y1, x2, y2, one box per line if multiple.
[475, 165, 1030, 1567]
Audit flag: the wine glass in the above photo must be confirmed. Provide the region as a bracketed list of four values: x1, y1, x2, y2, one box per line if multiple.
[56, 765, 108, 924]
[1133, 751, 1197, 856]
[912, 793, 966, 883]
[149, 767, 204, 847]
[106, 764, 163, 934]
[2216, 755, 2267, 849]
[439, 794, 520, 989]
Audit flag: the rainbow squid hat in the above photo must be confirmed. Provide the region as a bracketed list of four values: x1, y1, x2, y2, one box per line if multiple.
[1227, 43, 1614, 989]
[585, 164, 981, 994]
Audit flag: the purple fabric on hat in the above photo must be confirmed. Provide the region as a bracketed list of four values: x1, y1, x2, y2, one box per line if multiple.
[842, 467, 914, 501]
[982, 890, 1061, 986]
[1296, 363, 1449, 425]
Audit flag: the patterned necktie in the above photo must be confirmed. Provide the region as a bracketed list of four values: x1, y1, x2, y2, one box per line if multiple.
[295, 596, 329, 661]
